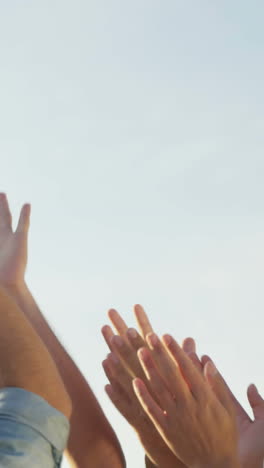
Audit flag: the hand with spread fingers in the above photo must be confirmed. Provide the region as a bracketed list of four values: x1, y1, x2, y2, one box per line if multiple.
[102, 305, 264, 468]
[0, 193, 30, 286]
[102, 305, 185, 468]
[102, 352, 179, 468]
[200, 356, 264, 468]
[133, 333, 240, 468]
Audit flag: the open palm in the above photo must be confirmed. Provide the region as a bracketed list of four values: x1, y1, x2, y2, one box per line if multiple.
[0, 194, 30, 285]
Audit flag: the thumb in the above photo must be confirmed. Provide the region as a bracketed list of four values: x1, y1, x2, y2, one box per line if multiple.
[247, 384, 264, 419]
[204, 360, 234, 417]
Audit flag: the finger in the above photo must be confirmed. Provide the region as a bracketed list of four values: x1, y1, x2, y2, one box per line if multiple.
[204, 361, 235, 416]
[16, 203, 31, 234]
[110, 335, 145, 379]
[134, 304, 154, 338]
[105, 384, 135, 425]
[187, 352, 203, 372]
[163, 335, 205, 400]
[102, 355, 116, 382]
[201, 355, 211, 367]
[202, 355, 250, 424]
[101, 325, 115, 351]
[103, 352, 133, 394]
[182, 337, 196, 354]
[126, 327, 145, 350]
[103, 355, 152, 429]
[247, 384, 264, 419]
[146, 333, 186, 400]
[108, 309, 129, 336]
[102, 354, 131, 398]
[0, 193, 12, 231]
[137, 347, 175, 411]
[133, 377, 167, 430]
[182, 338, 203, 372]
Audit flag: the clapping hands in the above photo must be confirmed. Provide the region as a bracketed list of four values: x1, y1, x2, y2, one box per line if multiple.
[102, 305, 264, 468]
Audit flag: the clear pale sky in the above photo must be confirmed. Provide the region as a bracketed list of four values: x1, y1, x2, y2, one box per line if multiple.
[1, 2, 264, 467]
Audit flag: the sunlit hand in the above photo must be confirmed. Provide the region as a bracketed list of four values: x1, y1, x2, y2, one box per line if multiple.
[134, 333, 240, 468]
[200, 355, 264, 468]
[0, 194, 30, 286]
[102, 305, 186, 468]
[103, 350, 179, 468]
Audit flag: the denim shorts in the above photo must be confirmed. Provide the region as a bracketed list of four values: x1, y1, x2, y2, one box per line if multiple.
[0, 387, 70, 467]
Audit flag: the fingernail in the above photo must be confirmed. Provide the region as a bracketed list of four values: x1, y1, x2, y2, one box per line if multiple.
[109, 353, 119, 364]
[112, 335, 124, 347]
[207, 361, 218, 376]
[183, 338, 195, 353]
[148, 333, 158, 347]
[127, 328, 137, 339]
[163, 335, 172, 346]
[249, 383, 258, 393]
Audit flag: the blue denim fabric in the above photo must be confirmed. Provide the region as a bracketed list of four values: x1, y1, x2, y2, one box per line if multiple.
[0, 387, 70, 467]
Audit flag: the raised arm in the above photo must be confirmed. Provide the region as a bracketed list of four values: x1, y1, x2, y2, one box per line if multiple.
[0, 285, 72, 467]
[0, 194, 125, 468]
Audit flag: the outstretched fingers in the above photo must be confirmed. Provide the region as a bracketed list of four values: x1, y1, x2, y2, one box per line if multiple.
[133, 377, 167, 430]
[202, 354, 250, 424]
[137, 347, 177, 411]
[103, 354, 133, 422]
[134, 304, 154, 338]
[162, 334, 205, 400]
[110, 334, 146, 379]
[126, 327, 145, 350]
[146, 332, 187, 399]
[204, 360, 235, 417]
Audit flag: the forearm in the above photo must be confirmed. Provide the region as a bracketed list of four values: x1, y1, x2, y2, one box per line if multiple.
[6, 281, 125, 468]
[0, 286, 71, 417]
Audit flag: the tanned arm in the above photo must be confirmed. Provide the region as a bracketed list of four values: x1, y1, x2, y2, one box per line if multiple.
[0, 194, 125, 468]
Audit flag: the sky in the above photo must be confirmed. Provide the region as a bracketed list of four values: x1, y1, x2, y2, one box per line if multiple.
[0, 1, 264, 466]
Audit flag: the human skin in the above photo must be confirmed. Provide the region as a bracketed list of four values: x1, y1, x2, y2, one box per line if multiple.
[103, 305, 264, 468]
[102, 306, 185, 468]
[134, 333, 240, 468]
[0, 285, 72, 419]
[0, 194, 125, 468]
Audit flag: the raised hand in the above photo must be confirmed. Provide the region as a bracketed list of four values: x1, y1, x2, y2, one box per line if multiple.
[134, 333, 240, 468]
[201, 355, 264, 468]
[103, 305, 263, 468]
[0, 194, 30, 286]
[102, 305, 186, 467]
[103, 350, 179, 468]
